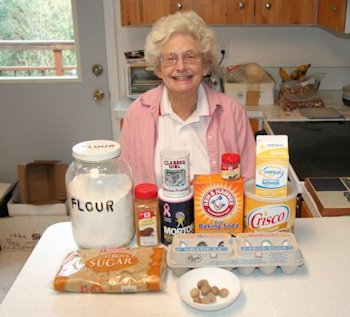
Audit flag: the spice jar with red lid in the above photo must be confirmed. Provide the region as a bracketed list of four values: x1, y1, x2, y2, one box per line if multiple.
[134, 183, 160, 246]
[221, 153, 240, 180]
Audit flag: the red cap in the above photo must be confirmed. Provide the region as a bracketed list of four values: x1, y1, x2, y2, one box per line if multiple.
[134, 183, 158, 200]
[222, 153, 240, 165]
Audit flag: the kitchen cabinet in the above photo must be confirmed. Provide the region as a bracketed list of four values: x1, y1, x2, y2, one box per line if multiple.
[193, 0, 255, 25]
[120, 0, 192, 26]
[317, 0, 347, 33]
[255, 0, 315, 25]
[300, 200, 313, 218]
[120, 0, 315, 26]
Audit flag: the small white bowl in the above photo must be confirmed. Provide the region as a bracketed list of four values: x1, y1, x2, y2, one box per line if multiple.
[177, 267, 241, 311]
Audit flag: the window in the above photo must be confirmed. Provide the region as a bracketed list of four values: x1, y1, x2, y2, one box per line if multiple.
[0, 0, 77, 78]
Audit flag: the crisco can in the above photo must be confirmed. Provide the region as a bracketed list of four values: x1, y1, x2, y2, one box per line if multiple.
[244, 179, 297, 233]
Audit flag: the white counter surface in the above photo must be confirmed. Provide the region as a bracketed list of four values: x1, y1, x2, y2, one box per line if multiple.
[1, 217, 350, 317]
[115, 90, 350, 122]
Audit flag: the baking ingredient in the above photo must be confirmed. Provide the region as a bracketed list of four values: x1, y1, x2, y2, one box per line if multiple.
[255, 135, 289, 197]
[190, 280, 230, 304]
[66, 140, 134, 249]
[53, 246, 167, 293]
[221, 153, 240, 180]
[68, 173, 133, 248]
[160, 148, 190, 198]
[193, 174, 244, 235]
[244, 179, 297, 233]
[134, 183, 160, 246]
[168, 232, 303, 275]
[159, 188, 194, 245]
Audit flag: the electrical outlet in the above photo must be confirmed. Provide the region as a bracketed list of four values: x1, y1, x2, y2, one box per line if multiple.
[218, 39, 230, 59]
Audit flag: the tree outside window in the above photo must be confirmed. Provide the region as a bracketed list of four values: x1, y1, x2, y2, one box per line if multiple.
[0, 0, 77, 78]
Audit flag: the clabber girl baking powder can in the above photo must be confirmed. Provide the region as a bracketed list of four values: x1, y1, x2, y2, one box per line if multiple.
[160, 148, 190, 198]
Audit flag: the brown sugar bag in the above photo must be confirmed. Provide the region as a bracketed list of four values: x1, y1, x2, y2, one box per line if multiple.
[53, 246, 167, 293]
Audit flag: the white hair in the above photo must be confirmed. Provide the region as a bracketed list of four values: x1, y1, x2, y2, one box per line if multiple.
[144, 11, 218, 71]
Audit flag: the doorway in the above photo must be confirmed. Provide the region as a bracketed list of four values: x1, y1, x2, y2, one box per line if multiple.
[0, 0, 118, 183]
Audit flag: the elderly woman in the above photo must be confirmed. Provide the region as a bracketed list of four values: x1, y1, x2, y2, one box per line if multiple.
[120, 11, 255, 186]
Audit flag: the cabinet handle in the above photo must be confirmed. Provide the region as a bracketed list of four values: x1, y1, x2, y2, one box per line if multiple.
[332, 5, 338, 12]
[176, 2, 183, 10]
[265, 2, 272, 10]
[239, 2, 245, 9]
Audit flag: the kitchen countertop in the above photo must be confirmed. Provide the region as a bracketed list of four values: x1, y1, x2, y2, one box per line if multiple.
[1, 217, 350, 317]
[246, 90, 350, 121]
[115, 90, 350, 122]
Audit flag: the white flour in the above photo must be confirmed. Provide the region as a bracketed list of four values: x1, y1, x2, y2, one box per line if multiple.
[68, 173, 134, 248]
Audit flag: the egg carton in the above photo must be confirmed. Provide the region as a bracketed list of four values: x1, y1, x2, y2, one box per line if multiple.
[167, 232, 304, 276]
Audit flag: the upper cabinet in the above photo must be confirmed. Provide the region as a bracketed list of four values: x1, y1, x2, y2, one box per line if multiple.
[317, 0, 347, 33]
[120, 0, 192, 26]
[255, 0, 315, 25]
[193, 0, 255, 25]
[120, 0, 315, 26]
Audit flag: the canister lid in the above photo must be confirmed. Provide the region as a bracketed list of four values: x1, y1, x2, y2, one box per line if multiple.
[160, 148, 190, 159]
[222, 153, 240, 165]
[72, 140, 121, 162]
[134, 183, 158, 200]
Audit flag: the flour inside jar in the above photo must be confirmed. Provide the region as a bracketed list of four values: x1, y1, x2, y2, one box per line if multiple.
[68, 172, 134, 248]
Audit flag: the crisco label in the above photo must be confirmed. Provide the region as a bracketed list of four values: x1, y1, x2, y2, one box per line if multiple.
[246, 205, 290, 230]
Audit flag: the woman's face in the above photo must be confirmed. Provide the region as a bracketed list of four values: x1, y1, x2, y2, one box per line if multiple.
[156, 33, 210, 96]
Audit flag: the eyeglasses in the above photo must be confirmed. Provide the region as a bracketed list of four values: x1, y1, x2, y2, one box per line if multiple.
[160, 51, 200, 66]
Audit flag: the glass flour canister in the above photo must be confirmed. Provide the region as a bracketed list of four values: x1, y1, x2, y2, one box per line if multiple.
[66, 140, 134, 248]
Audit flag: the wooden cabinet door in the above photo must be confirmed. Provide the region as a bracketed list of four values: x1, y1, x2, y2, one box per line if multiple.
[120, 0, 192, 26]
[193, 0, 255, 24]
[317, 0, 347, 33]
[255, 0, 315, 25]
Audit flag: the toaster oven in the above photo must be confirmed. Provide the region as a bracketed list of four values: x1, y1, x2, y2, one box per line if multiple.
[126, 64, 162, 99]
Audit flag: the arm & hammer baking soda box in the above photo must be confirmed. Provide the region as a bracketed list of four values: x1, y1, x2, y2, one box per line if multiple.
[255, 135, 289, 197]
[193, 174, 244, 235]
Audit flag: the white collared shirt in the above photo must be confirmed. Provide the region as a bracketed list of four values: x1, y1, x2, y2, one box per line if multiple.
[154, 84, 211, 188]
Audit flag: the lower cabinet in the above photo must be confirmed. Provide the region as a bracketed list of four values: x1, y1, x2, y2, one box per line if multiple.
[300, 200, 313, 218]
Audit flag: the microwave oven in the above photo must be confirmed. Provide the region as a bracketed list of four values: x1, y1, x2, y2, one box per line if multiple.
[126, 64, 162, 99]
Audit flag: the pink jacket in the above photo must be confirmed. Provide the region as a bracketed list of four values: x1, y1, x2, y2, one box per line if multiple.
[119, 84, 256, 185]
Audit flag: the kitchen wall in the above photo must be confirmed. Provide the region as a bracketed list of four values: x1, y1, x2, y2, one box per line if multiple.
[114, 2, 350, 97]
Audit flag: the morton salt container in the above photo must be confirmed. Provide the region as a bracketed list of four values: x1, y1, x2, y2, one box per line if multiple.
[66, 140, 134, 248]
[158, 187, 194, 245]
